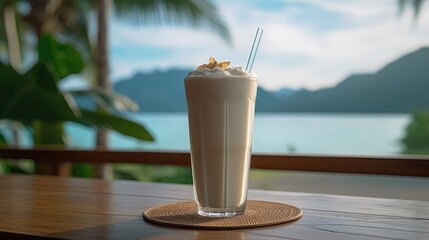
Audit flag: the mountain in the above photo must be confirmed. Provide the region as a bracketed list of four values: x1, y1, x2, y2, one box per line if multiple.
[114, 69, 188, 112]
[275, 47, 429, 113]
[273, 88, 297, 97]
[113, 47, 429, 113]
[255, 87, 281, 111]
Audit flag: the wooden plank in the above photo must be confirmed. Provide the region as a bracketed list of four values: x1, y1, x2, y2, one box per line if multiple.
[0, 175, 428, 240]
[252, 154, 429, 176]
[0, 148, 429, 176]
[1, 175, 428, 219]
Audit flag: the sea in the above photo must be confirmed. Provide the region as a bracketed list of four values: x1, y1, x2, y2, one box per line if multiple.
[5, 113, 429, 200]
[65, 113, 410, 156]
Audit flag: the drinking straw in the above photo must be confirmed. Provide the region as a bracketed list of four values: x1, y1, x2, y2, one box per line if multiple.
[245, 28, 264, 72]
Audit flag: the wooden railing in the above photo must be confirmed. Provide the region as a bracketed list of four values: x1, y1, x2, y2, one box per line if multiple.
[0, 148, 428, 177]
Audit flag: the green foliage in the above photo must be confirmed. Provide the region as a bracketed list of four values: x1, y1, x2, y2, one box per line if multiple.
[402, 111, 429, 155]
[72, 163, 94, 178]
[0, 58, 79, 123]
[37, 34, 84, 81]
[113, 164, 192, 184]
[33, 120, 66, 145]
[0, 35, 83, 116]
[0, 34, 153, 143]
[1, 160, 32, 174]
[79, 110, 153, 141]
[1, 34, 153, 178]
[38, 34, 84, 81]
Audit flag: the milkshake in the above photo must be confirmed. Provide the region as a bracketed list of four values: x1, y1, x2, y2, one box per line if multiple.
[185, 57, 257, 217]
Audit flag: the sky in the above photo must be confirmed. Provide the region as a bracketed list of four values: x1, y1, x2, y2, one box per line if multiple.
[65, 0, 429, 91]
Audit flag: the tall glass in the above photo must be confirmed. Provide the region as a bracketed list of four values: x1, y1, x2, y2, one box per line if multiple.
[185, 74, 257, 217]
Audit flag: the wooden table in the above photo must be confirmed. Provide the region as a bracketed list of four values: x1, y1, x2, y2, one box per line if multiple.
[0, 175, 428, 240]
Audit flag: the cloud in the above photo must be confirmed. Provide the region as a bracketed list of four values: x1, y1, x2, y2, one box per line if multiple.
[108, 0, 429, 90]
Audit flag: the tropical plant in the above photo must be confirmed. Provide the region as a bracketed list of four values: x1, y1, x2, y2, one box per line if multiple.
[2, 0, 231, 178]
[402, 111, 429, 155]
[0, 0, 94, 165]
[0, 34, 153, 174]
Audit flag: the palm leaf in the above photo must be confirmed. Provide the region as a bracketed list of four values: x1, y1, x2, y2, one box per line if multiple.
[112, 0, 231, 43]
[69, 88, 139, 112]
[77, 110, 154, 141]
[38, 34, 85, 81]
[59, 0, 94, 58]
[398, 0, 426, 18]
[33, 120, 67, 146]
[0, 62, 79, 122]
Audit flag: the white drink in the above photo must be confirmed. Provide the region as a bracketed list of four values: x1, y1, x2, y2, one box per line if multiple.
[185, 59, 257, 217]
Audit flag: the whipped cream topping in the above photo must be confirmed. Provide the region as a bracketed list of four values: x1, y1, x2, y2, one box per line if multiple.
[188, 66, 256, 78]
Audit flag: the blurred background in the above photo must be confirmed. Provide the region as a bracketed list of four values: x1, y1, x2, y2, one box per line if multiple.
[1, 0, 428, 200]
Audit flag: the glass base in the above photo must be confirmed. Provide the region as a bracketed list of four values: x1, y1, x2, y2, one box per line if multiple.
[196, 204, 246, 217]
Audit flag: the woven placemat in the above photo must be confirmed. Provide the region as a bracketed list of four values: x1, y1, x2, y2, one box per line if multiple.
[143, 200, 302, 229]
